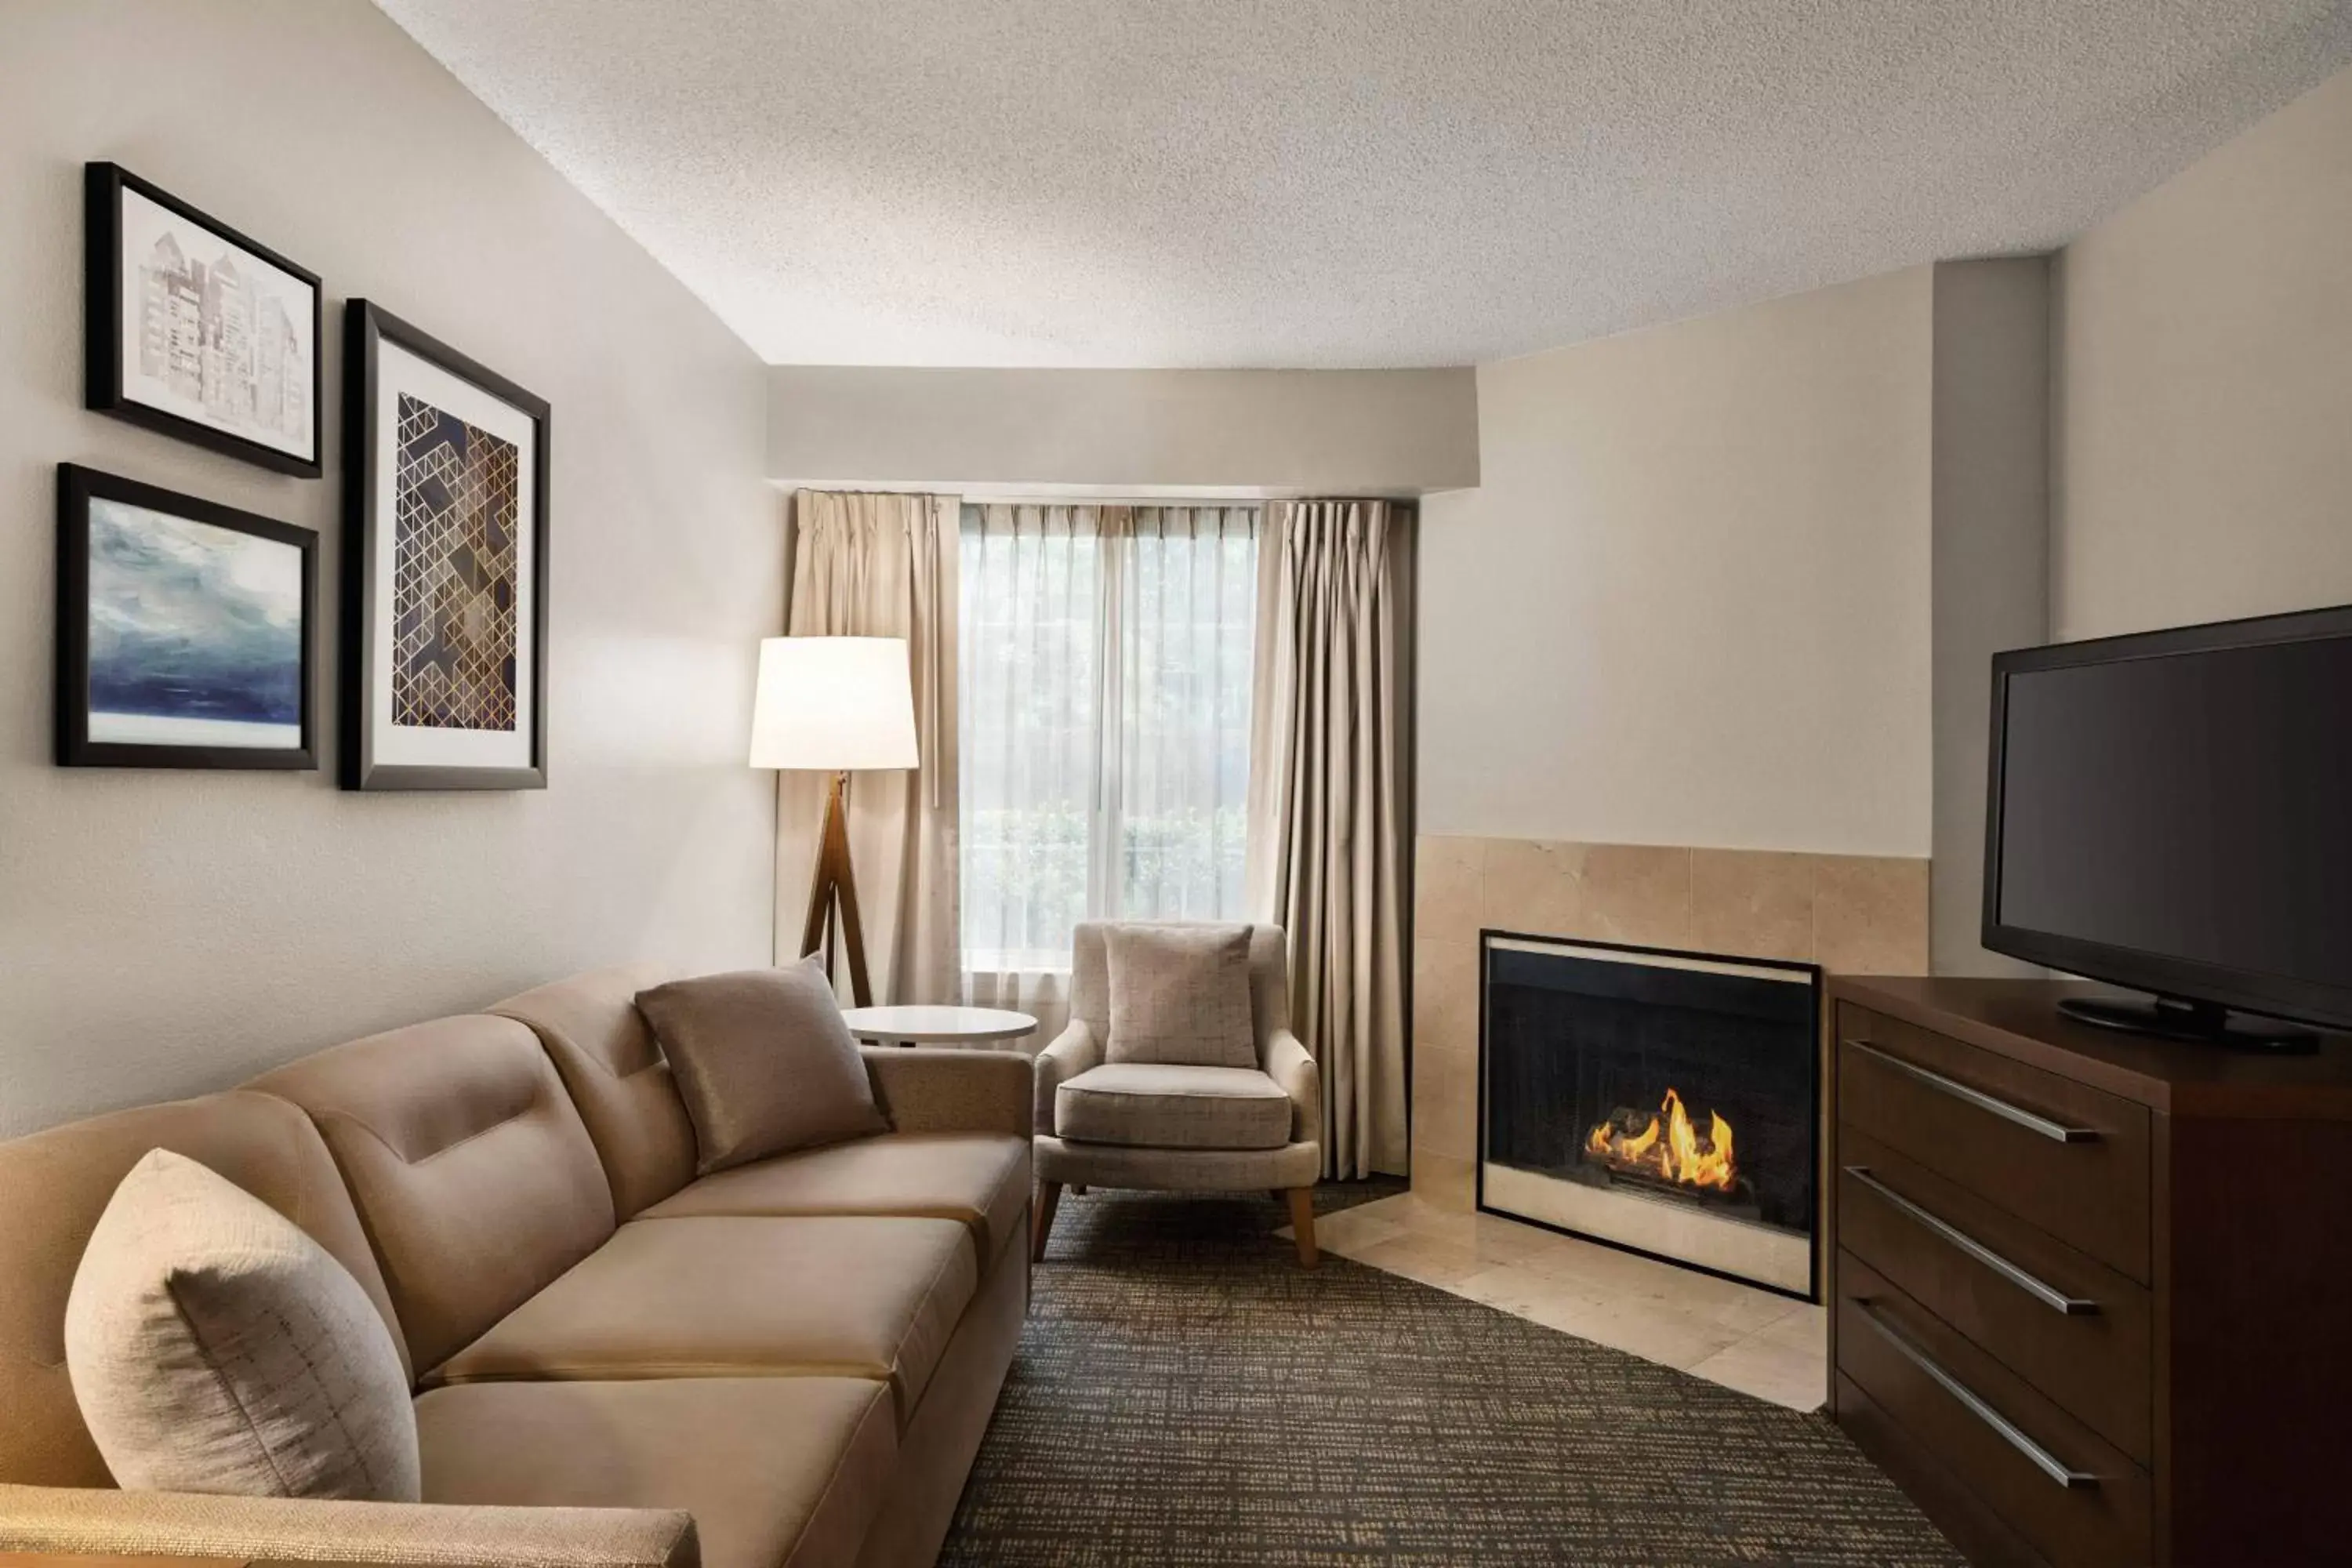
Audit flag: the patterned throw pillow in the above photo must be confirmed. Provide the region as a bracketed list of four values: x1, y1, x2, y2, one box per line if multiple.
[1105, 924, 1258, 1069]
[65, 1149, 420, 1500]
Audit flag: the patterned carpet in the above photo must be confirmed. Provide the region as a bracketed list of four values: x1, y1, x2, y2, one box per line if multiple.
[940, 1181, 1960, 1566]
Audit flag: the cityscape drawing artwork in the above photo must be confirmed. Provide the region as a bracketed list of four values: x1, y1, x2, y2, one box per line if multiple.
[390, 394, 521, 731]
[85, 497, 305, 749]
[118, 184, 314, 460]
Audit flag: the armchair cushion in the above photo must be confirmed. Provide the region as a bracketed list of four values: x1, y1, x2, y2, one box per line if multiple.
[1104, 924, 1256, 1068]
[1054, 1064, 1292, 1152]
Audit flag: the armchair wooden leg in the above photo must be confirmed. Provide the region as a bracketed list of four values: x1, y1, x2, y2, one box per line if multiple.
[1286, 1187, 1319, 1269]
[1033, 1181, 1062, 1265]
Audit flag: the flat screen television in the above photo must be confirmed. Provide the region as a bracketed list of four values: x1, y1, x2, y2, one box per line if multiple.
[1984, 604, 2352, 1050]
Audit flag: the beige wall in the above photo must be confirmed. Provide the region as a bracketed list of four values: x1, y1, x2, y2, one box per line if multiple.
[1418, 267, 1935, 858]
[768, 364, 1479, 495]
[1929, 260, 2050, 976]
[2053, 63, 2352, 641]
[0, 0, 782, 1136]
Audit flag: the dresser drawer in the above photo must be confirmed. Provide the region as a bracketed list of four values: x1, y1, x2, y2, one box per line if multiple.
[1837, 1006, 2152, 1281]
[1838, 1131, 2152, 1464]
[1838, 1252, 2152, 1568]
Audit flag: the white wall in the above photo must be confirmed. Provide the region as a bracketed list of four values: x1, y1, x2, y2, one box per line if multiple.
[1418, 268, 1934, 858]
[2053, 63, 2352, 641]
[0, 0, 782, 1136]
[768, 365, 1478, 495]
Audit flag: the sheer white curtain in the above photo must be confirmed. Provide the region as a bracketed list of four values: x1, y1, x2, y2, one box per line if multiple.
[959, 503, 1259, 1037]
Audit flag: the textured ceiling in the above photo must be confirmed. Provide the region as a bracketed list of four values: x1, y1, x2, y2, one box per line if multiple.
[376, 0, 2352, 368]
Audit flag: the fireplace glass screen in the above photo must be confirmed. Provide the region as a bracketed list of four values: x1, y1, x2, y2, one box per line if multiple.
[1479, 935, 1819, 1296]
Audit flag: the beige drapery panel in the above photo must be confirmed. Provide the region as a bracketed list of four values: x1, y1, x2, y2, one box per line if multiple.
[776, 490, 960, 1006]
[1245, 499, 1412, 1178]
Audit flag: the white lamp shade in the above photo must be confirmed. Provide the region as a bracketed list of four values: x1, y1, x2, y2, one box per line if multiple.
[749, 637, 920, 771]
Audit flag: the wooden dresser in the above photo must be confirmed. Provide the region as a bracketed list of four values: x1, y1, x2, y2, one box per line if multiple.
[1825, 977, 2352, 1567]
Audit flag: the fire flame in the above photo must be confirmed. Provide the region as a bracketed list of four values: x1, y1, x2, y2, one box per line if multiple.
[1584, 1087, 1737, 1192]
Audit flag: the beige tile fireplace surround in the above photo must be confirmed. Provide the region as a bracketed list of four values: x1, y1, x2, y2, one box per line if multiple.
[1410, 834, 1929, 1207]
[1354, 833, 1929, 1407]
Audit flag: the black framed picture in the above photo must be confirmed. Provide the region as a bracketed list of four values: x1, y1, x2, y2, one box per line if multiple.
[56, 463, 318, 771]
[85, 162, 324, 477]
[343, 299, 550, 791]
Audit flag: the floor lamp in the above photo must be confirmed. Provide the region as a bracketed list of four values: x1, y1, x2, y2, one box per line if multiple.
[750, 636, 920, 1007]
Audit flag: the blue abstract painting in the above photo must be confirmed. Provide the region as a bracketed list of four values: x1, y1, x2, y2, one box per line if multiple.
[86, 496, 303, 748]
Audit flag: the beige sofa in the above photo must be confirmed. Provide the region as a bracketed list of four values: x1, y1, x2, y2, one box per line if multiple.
[0, 965, 1032, 1568]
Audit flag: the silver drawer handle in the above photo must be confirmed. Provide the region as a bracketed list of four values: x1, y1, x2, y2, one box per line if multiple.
[1846, 1166, 2099, 1316]
[1857, 1301, 2100, 1490]
[1847, 1041, 2100, 1143]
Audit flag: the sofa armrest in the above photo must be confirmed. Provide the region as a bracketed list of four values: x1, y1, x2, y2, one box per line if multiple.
[862, 1047, 1033, 1138]
[1030, 1021, 1102, 1136]
[1264, 1028, 1322, 1145]
[0, 1483, 698, 1568]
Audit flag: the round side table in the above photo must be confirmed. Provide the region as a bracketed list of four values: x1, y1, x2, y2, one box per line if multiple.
[839, 1004, 1038, 1050]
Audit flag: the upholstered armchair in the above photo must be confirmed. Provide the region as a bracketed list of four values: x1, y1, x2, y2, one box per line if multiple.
[1031, 922, 1324, 1267]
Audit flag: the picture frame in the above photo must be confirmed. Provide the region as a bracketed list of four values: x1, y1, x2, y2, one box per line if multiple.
[85, 162, 324, 477]
[56, 463, 318, 771]
[343, 299, 550, 791]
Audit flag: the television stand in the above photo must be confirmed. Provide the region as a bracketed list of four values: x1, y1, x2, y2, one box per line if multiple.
[1828, 975, 2352, 1566]
[2057, 993, 2320, 1053]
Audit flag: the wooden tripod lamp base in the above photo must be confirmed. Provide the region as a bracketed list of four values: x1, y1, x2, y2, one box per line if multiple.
[751, 634, 920, 1011]
[799, 770, 873, 1007]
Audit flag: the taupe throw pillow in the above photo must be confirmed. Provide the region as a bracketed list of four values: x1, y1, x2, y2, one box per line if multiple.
[636, 957, 888, 1174]
[64, 1149, 420, 1501]
[1105, 924, 1258, 1068]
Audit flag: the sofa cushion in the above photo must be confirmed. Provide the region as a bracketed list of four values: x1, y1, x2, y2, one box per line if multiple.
[1054, 1063, 1294, 1150]
[432, 1216, 976, 1428]
[1104, 924, 1258, 1068]
[416, 1376, 895, 1568]
[492, 964, 695, 1221]
[249, 1014, 617, 1379]
[0, 1091, 404, 1490]
[641, 1133, 1030, 1263]
[65, 1151, 419, 1501]
[636, 960, 888, 1174]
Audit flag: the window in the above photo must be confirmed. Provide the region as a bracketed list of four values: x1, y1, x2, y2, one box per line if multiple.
[958, 503, 1259, 976]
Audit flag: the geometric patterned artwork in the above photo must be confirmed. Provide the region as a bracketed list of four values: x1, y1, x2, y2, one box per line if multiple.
[390, 393, 519, 731]
[346, 300, 547, 792]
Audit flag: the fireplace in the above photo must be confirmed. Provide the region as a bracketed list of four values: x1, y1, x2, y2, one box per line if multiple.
[1478, 932, 1820, 1297]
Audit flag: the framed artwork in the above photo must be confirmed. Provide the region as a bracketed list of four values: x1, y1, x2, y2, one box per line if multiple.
[85, 162, 323, 477]
[56, 463, 318, 771]
[343, 299, 550, 791]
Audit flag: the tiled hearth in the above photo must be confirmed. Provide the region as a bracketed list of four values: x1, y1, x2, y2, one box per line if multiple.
[1285, 1192, 1830, 1409]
